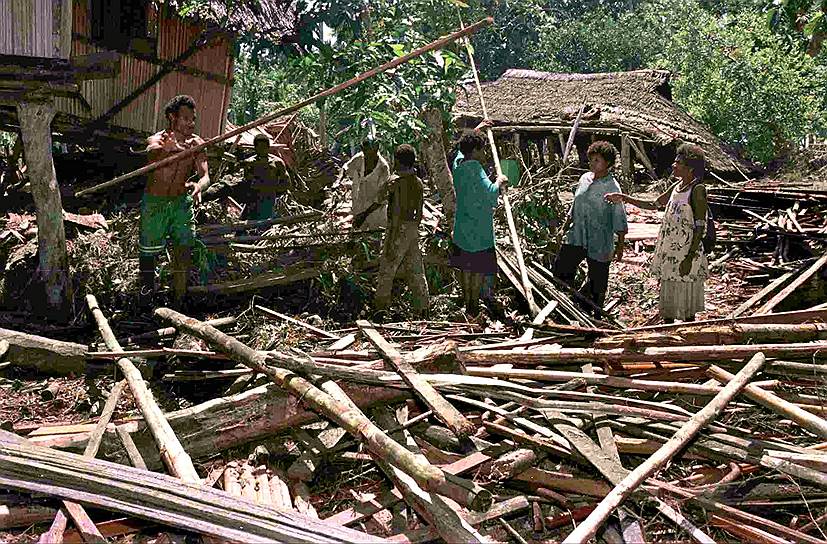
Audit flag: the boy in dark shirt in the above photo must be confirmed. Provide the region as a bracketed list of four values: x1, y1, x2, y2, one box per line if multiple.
[354, 144, 428, 316]
[241, 133, 290, 220]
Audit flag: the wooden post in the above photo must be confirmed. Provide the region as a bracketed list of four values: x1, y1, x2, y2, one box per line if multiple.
[562, 352, 766, 543]
[620, 132, 632, 181]
[17, 100, 72, 318]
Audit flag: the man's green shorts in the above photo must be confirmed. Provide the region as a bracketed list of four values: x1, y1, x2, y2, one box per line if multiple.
[139, 194, 195, 256]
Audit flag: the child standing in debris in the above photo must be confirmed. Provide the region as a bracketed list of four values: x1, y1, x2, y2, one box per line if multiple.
[342, 137, 391, 231]
[140, 95, 210, 306]
[241, 133, 290, 220]
[450, 130, 510, 316]
[605, 143, 709, 323]
[554, 141, 628, 318]
[354, 145, 428, 316]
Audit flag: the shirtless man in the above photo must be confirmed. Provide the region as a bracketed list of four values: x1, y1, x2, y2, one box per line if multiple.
[139, 94, 210, 305]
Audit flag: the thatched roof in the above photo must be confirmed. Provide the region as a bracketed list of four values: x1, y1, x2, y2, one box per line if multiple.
[171, 0, 299, 41]
[454, 69, 752, 174]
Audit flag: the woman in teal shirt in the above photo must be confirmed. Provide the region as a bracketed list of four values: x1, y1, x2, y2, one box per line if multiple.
[554, 141, 628, 318]
[451, 130, 509, 315]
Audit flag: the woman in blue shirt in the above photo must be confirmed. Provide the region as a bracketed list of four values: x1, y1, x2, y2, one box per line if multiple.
[451, 130, 509, 315]
[554, 141, 628, 318]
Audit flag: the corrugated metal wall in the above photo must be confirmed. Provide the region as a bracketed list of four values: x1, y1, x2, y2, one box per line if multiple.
[0, 0, 70, 58]
[53, 0, 233, 138]
[156, 13, 232, 138]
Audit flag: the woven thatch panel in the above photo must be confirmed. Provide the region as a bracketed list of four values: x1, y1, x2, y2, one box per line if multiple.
[454, 69, 751, 174]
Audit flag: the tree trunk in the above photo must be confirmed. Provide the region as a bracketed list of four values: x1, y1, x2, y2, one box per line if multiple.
[0, 327, 86, 375]
[17, 100, 72, 319]
[420, 108, 455, 233]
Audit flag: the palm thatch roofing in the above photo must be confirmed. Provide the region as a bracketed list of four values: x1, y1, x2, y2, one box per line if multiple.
[454, 69, 753, 174]
[170, 0, 299, 41]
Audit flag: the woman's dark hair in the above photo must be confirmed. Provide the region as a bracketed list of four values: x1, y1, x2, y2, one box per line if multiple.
[676, 143, 706, 180]
[459, 130, 486, 157]
[586, 141, 618, 167]
[395, 144, 417, 169]
[164, 95, 196, 119]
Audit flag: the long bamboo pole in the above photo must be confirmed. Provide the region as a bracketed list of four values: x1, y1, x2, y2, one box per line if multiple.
[457, 19, 540, 316]
[75, 18, 493, 198]
[561, 352, 766, 543]
[708, 365, 827, 439]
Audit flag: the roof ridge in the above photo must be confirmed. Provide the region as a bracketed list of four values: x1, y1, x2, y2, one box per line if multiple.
[500, 69, 671, 83]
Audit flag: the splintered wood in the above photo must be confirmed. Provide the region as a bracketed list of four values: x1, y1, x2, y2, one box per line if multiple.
[5, 306, 827, 541]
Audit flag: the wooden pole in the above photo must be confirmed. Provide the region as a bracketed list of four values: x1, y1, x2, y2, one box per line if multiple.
[562, 352, 766, 543]
[153, 308, 492, 511]
[708, 365, 827, 439]
[457, 19, 540, 316]
[17, 99, 73, 318]
[75, 18, 493, 197]
[86, 295, 200, 483]
[357, 320, 475, 439]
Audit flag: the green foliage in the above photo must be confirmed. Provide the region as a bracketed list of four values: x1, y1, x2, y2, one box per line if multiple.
[285, 0, 469, 150]
[530, 0, 827, 163]
[663, 10, 826, 162]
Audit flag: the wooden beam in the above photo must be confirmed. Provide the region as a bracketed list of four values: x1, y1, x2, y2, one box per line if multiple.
[708, 365, 827, 439]
[80, 30, 218, 136]
[755, 252, 827, 315]
[0, 430, 379, 543]
[357, 320, 476, 439]
[70, 33, 232, 85]
[154, 308, 492, 512]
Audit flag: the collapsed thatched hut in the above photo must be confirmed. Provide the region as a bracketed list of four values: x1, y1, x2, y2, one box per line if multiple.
[454, 68, 755, 178]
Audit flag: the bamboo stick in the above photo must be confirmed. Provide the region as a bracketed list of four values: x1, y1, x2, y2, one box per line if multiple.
[75, 18, 493, 197]
[457, 18, 540, 316]
[562, 352, 766, 543]
[153, 308, 492, 511]
[86, 295, 200, 483]
[708, 365, 827, 439]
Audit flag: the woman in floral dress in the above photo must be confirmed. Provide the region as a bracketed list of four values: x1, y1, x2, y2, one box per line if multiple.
[605, 144, 709, 322]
